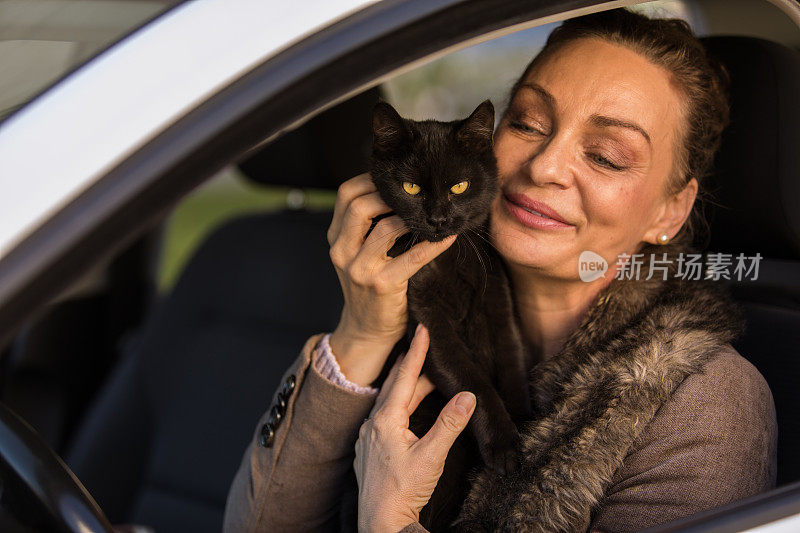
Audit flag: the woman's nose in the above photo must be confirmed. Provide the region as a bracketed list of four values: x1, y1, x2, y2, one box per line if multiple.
[525, 134, 574, 189]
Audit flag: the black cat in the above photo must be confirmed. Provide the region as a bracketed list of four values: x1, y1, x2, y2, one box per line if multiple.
[368, 100, 531, 530]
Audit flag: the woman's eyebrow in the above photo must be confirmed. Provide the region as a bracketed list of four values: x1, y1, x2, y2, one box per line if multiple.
[518, 83, 651, 145]
[590, 115, 652, 145]
[519, 83, 556, 109]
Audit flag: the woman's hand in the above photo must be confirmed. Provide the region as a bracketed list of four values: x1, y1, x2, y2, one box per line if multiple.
[354, 325, 477, 532]
[327, 174, 456, 386]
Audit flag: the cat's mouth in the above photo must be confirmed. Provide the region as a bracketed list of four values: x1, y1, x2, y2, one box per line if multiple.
[427, 233, 454, 242]
[410, 216, 477, 242]
[413, 229, 458, 243]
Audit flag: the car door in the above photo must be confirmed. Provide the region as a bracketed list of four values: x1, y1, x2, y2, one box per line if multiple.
[1, 0, 800, 531]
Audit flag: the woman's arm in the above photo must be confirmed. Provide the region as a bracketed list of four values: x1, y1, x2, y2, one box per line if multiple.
[588, 345, 777, 532]
[223, 334, 379, 532]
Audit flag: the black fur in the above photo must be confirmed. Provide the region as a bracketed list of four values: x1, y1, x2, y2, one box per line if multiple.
[368, 101, 531, 531]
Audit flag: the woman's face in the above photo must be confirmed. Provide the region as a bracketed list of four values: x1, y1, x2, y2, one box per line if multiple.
[491, 37, 694, 281]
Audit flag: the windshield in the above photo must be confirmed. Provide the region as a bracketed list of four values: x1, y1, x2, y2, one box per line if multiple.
[0, 0, 180, 122]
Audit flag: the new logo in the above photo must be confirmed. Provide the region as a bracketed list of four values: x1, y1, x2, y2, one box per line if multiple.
[578, 250, 608, 282]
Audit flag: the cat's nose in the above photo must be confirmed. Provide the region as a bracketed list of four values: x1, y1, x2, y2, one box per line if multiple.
[427, 215, 447, 228]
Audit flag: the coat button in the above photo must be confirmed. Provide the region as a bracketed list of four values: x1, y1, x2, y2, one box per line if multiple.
[284, 374, 296, 393]
[280, 382, 292, 399]
[276, 392, 287, 412]
[259, 423, 275, 448]
[269, 404, 283, 427]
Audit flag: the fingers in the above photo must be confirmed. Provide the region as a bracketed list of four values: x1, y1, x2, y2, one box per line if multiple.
[413, 391, 476, 466]
[383, 236, 457, 281]
[330, 177, 372, 247]
[369, 353, 404, 418]
[409, 375, 436, 414]
[362, 214, 406, 251]
[384, 325, 429, 413]
[333, 192, 393, 261]
[328, 174, 377, 245]
[369, 371, 434, 432]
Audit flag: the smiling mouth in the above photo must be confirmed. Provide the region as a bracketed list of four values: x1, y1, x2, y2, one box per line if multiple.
[501, 195, 574, 230]
[519, 205, 553, 220]
[502, 193, 571, 224]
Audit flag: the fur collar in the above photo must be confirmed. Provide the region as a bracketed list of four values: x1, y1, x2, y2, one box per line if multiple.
[454, 241, 745, 532]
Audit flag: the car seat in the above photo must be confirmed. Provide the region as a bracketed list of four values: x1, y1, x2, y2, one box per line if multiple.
[701, 36, 800, 486]
[63, 89, 378, 531]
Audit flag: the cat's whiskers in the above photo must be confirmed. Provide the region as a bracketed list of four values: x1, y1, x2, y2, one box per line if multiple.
[376, 226, 411, 253]
[465, 227, 494, 259]
[467, 227, 498, 253]
[462, 230, 489, 288]
[455, 234, 467, 265]
[459, 233, 473, 267]
[470, 226, 526, 250]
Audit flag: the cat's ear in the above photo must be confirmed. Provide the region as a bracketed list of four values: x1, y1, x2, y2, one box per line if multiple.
[458, 99, 495, 150]
[372, 102, 408, 153]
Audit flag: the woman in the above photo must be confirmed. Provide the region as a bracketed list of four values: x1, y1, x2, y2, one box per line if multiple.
[224, 9, 777, 532]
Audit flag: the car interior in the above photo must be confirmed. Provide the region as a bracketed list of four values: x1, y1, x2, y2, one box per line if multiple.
[0, 1, 798, 532]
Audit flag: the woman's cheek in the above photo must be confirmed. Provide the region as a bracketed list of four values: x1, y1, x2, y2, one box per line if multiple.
[494, 131, 531, 177]
[579, 182, 650, 255]
[488, 202, 574, 274]
[488, 202, 525, 261]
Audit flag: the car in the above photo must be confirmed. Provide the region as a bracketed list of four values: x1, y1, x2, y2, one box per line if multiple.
[0, 0, 798, 531]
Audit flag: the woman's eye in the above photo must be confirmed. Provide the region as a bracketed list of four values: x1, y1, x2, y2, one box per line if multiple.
[450, 181, 469, 194]
[402, 182, 421, 195]
[510, 120, 547, 136]
[589, 153, 623, 171]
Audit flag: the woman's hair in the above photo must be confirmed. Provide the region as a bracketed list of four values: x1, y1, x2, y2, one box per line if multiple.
[508, 8, 730, 247]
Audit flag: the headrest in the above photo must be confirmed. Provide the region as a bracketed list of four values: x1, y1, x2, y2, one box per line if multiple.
[238, 87, 380, 190]
[702, 36, 800, 259]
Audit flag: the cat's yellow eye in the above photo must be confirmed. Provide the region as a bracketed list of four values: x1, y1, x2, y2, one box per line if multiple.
[450, 181, 469, 194]
[403, 182, 421, 195]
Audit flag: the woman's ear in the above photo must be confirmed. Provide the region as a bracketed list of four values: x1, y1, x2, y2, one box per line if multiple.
[642, 178, 698, 244]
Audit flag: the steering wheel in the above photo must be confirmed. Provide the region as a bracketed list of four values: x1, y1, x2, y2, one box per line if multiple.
[0, 402, 114, 532]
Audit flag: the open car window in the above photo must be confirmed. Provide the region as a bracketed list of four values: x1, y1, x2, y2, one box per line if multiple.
[156, 0, 703, 293]
[0, 0, 180, 123]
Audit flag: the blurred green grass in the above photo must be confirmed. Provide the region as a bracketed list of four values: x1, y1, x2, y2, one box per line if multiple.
[157, 167, 335, 292]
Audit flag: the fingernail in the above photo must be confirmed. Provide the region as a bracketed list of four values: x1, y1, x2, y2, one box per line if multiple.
[455, 392, 476, 415]
[415, 323, 423, 334]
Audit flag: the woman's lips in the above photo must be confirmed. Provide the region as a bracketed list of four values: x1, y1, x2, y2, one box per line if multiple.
[502, 194, 574, 230]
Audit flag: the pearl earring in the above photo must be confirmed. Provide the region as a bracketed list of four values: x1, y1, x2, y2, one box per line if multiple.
[658, 233, 670, 245]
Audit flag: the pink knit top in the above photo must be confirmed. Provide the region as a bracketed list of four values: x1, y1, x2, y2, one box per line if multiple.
[313, 333, 379, 395]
